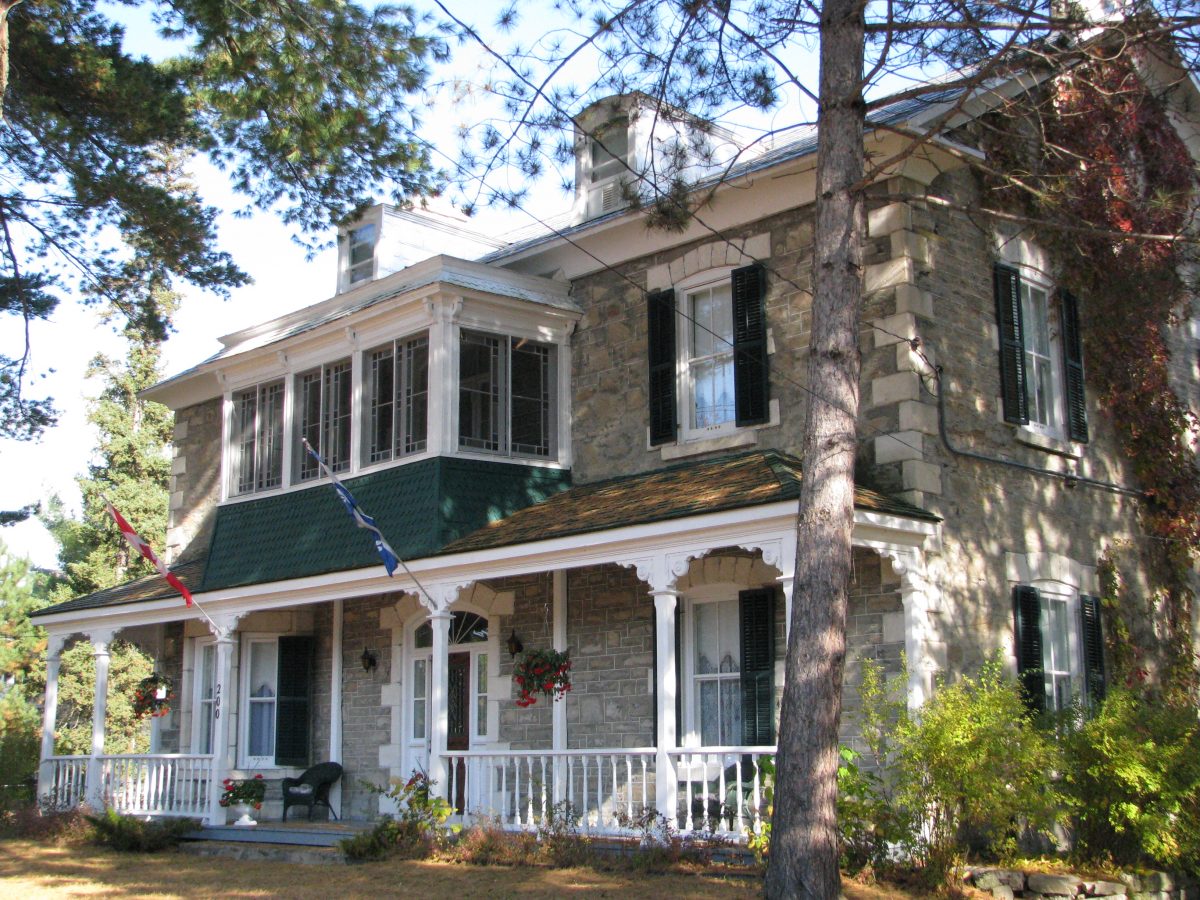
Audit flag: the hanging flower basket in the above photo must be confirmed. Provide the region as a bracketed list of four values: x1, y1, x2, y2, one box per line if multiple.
[132, 672, 176, 720]
[512, 647, 572, 707]
[219, 774, 267, 809]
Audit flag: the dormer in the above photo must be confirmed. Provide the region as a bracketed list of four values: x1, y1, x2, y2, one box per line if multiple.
[336, 204, 509, 294]
[572, 94, 751, 224]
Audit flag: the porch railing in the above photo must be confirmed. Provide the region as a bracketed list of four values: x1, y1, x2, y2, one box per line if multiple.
[443, 749, 656, 833]
[41, 755, 87, 810]
[442, 745, 775, 839]
[671, 746, 773, 837]
[40, 754, 214, 818]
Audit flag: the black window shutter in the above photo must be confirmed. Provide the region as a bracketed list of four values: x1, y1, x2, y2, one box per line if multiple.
[275, 635, 314, 767]
[994, 264, 1028, 425]
[1013, 585, 1044, 713]
[1080, 594, 1106, 705]
[1059, 289, 1089, 443]
[732, 264, 769, 427]
[647, 288, 677, 445]
[739, 588, 775, 745]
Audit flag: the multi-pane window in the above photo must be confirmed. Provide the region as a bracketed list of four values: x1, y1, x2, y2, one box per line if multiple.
[590, 120, 629, 183]
[194, 642, 216, 754]
[1040, 594, 1072, 712]
[245, 640, 278, 765]
[459, 330, 555, 458]
[686, 283, 736, 431]
[475, 653, 488, 738]
[296, 359, 352, 480]
[692, 599, 742, 746]
[366, 334, 429, 463]
[348, 223, 376, 286]
[1020, 279, 1058, 431]
[412, 657, 428, 741]
[231, 380, 284, 495]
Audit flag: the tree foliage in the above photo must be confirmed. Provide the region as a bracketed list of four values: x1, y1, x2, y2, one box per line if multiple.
[42, 310, 174, 598]
[0, 0, 447, 439]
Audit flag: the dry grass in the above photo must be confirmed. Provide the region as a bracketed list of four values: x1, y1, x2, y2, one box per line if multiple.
[0, 838, 989, 898]
[0, 839, 761, 899]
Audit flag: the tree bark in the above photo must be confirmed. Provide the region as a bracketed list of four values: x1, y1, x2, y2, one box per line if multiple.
[0, 0, 24, 124]
[764, 0, 866, 896]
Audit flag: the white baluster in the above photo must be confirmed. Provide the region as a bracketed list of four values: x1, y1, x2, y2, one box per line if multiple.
[539, 756, 547, 825]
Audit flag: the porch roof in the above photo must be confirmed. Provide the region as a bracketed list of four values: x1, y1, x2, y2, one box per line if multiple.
[438, 449, 938, 555]
[28, 557, 208, 618]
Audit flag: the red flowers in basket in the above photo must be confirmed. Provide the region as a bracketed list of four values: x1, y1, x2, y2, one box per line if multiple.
[132, 673, 176, 720]
[512, 647, 572, 707]
[219, 773, 266, 809]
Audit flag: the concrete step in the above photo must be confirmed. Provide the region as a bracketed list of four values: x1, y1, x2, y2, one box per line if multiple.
[179, 839, 346, 865]
[184, 821, 370, 848]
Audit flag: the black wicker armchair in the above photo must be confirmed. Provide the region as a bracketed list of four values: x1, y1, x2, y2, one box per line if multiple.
[281, 761, 343, 822]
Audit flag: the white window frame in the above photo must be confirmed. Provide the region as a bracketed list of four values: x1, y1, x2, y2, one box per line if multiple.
[191, 638, 217, 755]
[1038, 588, 1076, 713]
[238, 635, 282, 770]
[457, 329, 557, 460]
[228, 379, 285, 497]
[347, 223, 377, 286]
[680, 588, 744, 749]
[998, 237, 1069, 443]
[674, 268, 740, 443]
[405, 611, 495, 752]
[363, 332, 430, 465]
[1007, 552, 1091, 711]
[295, 358, 353, 482]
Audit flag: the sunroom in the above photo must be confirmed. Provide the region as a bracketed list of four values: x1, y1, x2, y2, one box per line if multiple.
[32, 450, 939, 839]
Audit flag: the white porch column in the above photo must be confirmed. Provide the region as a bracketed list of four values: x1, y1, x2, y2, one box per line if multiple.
[426, 607, 453, 796]
[206, 617, 239, 826]
[37, 634, 67, 805]
[551, 569, 567, 803]
[881, 548, 940, 710]
[85, 628, 115, 808]
[329, 598, 344, 817]
[653, 590, 679, 822]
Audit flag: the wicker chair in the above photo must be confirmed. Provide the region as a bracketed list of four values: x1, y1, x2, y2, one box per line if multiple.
[281, 762, 343, 822]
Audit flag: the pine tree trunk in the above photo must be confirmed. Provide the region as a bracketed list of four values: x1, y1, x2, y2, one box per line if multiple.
[764, 0, 866, 896]
[0, 0, 24, 123]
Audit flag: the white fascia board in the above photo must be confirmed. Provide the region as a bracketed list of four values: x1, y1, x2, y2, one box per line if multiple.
[500, 153, 821, 281]
[35, 503, 937, 633]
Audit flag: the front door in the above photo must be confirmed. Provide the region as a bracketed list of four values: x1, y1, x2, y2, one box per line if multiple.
[447, 652, 470, 811]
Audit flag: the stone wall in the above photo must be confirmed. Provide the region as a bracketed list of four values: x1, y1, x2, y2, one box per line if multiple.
[337, 595, 394, 820]
[963, 865, 1199, 900]
[564, 564, 654, 750]
[495, 573, 554, 750]
[165, 397, 222, 565]
[568, 210, 816, 483]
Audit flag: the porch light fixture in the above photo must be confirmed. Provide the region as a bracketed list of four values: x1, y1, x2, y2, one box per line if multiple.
[506, 630, 524, 657]
[361, 648, 378, 672]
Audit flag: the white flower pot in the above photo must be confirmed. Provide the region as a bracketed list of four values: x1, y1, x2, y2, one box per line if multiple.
[229, 802, 258, 827]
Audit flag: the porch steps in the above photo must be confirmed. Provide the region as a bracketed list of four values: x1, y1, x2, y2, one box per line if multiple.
[179, 821, 370, 864]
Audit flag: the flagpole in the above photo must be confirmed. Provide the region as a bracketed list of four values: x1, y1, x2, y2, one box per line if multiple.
[301, 439, 438, 610]
[100, 493, 221, 633]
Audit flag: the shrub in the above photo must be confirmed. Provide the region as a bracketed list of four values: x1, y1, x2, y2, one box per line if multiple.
[892, 657, 1063, 874]
[343, 768, 456, 861]
[0, 805, 91, 843]
[1061, 686, 1200, 874]
[86, 809, 199, 852]
[449, 817, 540, 866]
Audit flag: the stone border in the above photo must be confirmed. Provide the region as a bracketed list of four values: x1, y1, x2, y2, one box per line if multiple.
[962, 865, 1199, 900]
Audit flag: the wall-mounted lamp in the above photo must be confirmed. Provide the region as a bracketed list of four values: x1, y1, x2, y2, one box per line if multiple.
[361, 648, 378, 672]
[506, 630, 524, 658]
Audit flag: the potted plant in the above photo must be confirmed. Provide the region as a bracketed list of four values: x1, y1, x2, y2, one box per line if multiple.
[512, 647, 572, 707]
[132, 672, 176, 720]
[219, 774, 266, 827]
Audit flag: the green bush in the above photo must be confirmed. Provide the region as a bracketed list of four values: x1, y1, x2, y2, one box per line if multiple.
[340, 817, 429, 861]
[852, 655, 1062, 883]
[86, 809, 199, 852]
[342, 768, 456, 861]
[1061, 686, 1200, 874]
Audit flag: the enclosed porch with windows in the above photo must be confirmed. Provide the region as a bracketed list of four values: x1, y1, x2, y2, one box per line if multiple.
[34, 451, 940, 839]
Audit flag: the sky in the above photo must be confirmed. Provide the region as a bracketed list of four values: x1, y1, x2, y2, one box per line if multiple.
[0, 0, 825, 570]
[0, 1, 532, 568]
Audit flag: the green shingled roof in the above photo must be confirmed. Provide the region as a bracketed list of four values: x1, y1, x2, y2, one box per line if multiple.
[201, 456, 572, 590]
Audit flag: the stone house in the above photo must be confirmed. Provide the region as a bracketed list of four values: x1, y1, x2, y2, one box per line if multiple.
[30, 73, 1200, 834]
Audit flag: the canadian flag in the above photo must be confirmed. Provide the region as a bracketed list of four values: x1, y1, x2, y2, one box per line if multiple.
[104, 501, 193, 607]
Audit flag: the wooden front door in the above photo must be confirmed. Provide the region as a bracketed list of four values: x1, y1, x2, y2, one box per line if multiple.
[447, 652, 470, 811]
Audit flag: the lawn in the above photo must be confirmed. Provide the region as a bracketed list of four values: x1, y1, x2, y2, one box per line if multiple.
[0, 838, 962, 898]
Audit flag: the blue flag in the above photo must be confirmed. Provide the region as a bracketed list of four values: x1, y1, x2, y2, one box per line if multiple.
[302, 440, 399, 576]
